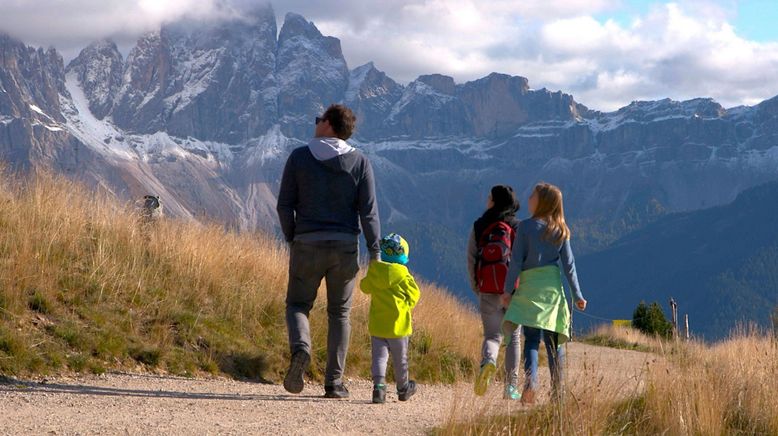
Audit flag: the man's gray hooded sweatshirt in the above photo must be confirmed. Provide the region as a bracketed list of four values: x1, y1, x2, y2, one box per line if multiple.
[277, 137, 381, 260]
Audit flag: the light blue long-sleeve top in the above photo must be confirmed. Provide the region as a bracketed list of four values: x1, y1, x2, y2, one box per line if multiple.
[503, 218, 584, 302]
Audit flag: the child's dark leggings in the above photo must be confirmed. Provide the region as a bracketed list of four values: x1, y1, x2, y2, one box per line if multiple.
[522, 326, 565, 394]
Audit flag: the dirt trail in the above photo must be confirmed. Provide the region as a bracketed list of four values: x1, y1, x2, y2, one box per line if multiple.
[0, 343, 654, 435]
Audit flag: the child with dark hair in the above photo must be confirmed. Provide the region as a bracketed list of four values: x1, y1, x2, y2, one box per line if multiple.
[467, 185, 522, 399]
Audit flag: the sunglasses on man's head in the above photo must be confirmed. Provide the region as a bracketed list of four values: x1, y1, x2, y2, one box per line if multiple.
[315, 116, 325, 125]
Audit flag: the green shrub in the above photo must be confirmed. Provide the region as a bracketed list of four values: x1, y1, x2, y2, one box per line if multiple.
[632, 301, 673, 339]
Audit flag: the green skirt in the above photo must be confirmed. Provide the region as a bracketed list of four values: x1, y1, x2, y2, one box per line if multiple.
[504, 265, 570, 344]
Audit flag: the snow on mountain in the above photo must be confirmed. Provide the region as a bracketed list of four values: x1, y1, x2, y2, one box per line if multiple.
[276, 12, 349, 138]
[163, 45, 223, 115]
[389, 80, 456, 119]
[63, 72, 136, 160]
[244, 124, 300, 166]
[63, 67, 267, 171]
[344, 62, 403, 137]
[66, 39, 123, 120]
[2, 7, 778, 303]
[345, 62, 374, 102]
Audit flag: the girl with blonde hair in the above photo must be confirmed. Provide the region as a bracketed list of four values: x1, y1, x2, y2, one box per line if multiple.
[502, 183, 587, 404]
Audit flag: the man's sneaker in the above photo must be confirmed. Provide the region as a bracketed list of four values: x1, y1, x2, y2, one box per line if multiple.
[283, 351, 310, 394]
[398, 380, 417, 401]
[474, 362, 496, 396]
[504, 384, 521, 400]
[324, 383, 350, 399]
[372, 384, 387, 404]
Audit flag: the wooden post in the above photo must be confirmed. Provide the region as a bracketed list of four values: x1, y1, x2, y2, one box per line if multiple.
[684, 314, 690, 341]
[669, 298, 678, 339]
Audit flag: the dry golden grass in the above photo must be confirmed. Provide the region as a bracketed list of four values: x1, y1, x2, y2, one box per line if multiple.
[439, 329, 778, 435]
[641, 330, 778, 435]
[582, 323, 665, 353]
[0, 170, 481, 383]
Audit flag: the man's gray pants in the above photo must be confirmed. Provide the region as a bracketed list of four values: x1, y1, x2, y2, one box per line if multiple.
[479, 293, 521, 386]
[286, 240, 359, 386]
[371, 336, 409, 389]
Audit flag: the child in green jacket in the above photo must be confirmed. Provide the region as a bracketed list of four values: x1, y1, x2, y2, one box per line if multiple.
[360, 233, 421, 404]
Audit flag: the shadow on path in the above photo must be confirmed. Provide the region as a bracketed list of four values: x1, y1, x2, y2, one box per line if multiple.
[0, 376, 344, 403]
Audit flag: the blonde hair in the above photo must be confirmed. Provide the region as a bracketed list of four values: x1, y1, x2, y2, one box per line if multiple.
[531, 182, 570, 245]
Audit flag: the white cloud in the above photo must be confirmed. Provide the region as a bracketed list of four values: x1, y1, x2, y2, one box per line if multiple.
[276, 0, 778, 110]
[0, 0, 229, 59]
[0, 0, 777, 111]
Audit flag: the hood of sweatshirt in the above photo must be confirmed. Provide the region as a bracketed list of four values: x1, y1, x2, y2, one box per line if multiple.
[308, 137, 359, 173]
[361, 261, 409, 292]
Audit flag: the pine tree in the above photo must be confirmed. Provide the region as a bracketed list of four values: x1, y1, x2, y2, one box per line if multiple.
[632, 301, 673, 338]
[632, 302, 649, 331]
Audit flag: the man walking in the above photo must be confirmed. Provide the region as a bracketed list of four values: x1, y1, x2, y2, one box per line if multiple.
[277, 104, 381, 398]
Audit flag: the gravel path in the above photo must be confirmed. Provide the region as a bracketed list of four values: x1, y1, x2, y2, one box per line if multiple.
[0, 343, 654, 435]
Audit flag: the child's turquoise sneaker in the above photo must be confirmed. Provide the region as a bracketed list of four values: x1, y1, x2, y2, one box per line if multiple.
[372, 384, 386, 404]
[474, 361, 496, 396]
[504, 384, 521, 400]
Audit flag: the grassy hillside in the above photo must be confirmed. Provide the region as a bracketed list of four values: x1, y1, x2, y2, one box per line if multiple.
[0, 171, 481, 382]
[577, 181, 778, 339]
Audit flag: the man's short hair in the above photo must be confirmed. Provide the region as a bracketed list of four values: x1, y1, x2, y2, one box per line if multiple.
[322, 104, 357, 140]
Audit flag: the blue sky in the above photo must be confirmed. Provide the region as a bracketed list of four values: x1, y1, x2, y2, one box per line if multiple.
[732, 0, 778, 41]
[1, 0, 778, 111]
[599, 0, 778, 42]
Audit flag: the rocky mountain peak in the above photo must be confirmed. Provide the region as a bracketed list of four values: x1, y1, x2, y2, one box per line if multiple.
[347, 62, 401, 101]
[755, 94, 778, 123]
[276, 12, 349, 138]
[346, 61, 377, 94]
[457, 73, 533, 136]
[346, 62, 403, 137]
[66, 39, 123, 119]
[0, 33, 66, 123]
[482, 72, 530, 91]
[682, 98, 725, 118]
[417, 74, 457, 95]
[279, 13, 324, 45]
[111, 30, 171, 133]
[615, 97, 726, 123]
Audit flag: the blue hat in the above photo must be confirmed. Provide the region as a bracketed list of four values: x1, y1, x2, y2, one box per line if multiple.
[380, 233, 409, 265]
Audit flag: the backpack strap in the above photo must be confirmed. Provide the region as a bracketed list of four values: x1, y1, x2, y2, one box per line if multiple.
[477, 221, 503, 247]
[478, 221, 515, 247]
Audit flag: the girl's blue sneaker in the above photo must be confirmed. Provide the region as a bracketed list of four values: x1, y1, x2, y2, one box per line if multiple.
[474, 361, 496, 396]
[504, 384, 521, 400]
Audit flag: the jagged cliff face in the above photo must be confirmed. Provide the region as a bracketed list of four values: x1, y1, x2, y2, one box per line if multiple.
[276, 13, 349, 139]
[66, 39, 123, 120]
[109, 8, 279, 144]
[1, 6, 778, 294]
[0, 34, 78, 169]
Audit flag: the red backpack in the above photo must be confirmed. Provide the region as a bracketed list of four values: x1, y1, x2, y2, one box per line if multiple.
[476, 221, 516, 294]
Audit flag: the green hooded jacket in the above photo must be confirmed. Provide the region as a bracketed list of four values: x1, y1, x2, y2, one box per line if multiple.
[360, 261, 421, 338]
